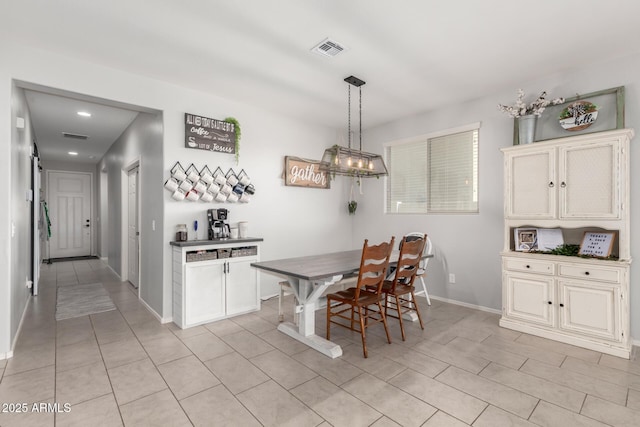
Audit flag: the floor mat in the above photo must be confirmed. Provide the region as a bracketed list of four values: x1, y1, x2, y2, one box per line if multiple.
[48, 255, 99, 263]
[55, 282, 116, 321]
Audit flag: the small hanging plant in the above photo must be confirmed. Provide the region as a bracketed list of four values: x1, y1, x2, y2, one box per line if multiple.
[348, 200, 358, 215]
[224, 117, 241, 165]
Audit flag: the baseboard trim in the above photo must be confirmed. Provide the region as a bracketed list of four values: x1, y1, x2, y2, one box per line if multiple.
[10, 295, 33, 356]
[428, 295, 502, 315]
[0, 351, 13, 361]
[105, 264, 121, 280]
[139, 297, 172, 324]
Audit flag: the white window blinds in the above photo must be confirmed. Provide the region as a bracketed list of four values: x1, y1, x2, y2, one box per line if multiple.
[385, 126, 479, 214]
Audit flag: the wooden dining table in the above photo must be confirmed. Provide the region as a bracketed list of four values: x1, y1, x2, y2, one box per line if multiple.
[251, 249, 432, 358]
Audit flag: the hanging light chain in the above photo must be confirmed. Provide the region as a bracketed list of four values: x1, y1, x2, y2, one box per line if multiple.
[347, 84, 352, 150]
[359, 86, 363, 152]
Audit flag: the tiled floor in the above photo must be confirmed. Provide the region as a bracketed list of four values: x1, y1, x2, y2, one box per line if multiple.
[1, 260, 639, 426]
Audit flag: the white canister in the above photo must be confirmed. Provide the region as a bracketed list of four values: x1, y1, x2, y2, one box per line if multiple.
[230, 227, 239, 239]
[238, 221, 248, 238]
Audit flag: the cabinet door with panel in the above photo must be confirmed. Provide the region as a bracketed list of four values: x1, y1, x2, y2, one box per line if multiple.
[505, 148, 556, 219]
[504, 272, 555, 327]
[558, 140, 620, 219]
[185, 262, 225, 325]
[557, 280, 621, 342]
[225, 258, 259, 316]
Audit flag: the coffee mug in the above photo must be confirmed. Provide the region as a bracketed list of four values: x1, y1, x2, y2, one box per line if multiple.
[230, 227, 239, 239]
[172, 188, 186, 201]
[164, 178, 179, 192]
[200, 171, 214, 184]
[194, 181, 207, 193]
[214, 192, 227, 202]
[239, 193, 250, 203]
[214, 173, 226, 185]
[220, 183, 232, 195]
[179, 179, 194, 192]
[171, 165, 187, 181]
[227, 174, 239, 186]
[200, 191, 214, 202]
[208, 182, 221, 194]
[239, 175, 251, 186]
[186, 191, 200, 201]
[227, 193, 239, 203]
[187, 170, 200, 182]
[232, 183, 245, 195]
[245, 184, 256, 195]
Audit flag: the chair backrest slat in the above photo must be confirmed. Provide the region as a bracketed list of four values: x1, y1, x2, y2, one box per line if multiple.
[390, 233, 427, 292]
[354, 238, 395, 298]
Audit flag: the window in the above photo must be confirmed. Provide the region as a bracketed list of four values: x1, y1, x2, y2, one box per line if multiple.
[385, 123, 479, 214]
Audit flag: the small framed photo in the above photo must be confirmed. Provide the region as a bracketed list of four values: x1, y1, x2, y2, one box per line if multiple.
[515, 228, 538, 252]
[579, 232, 616, 258]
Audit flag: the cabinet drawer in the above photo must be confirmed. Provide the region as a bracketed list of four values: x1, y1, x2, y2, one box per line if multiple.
[504, 258, 554, 275]
[558, 264, 621, 283]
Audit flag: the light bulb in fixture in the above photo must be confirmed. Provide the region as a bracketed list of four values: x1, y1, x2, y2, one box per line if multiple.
[77, 111, 91, 117]
[368, 160, 374, 170]
[68, 151, 78, 156]
[357, 159, 363, 168]
[347, 157, 353, 167]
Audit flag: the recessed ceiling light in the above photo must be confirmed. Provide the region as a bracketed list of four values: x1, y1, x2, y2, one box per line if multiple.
[68, 151, 78, 156]
[77, 111, 91, 117]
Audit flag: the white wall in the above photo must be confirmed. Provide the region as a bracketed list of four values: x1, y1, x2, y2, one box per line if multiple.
[358, 51, 640, 338]
[0, 41, 351, 351]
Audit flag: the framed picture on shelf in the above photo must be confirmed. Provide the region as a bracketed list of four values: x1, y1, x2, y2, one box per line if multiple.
[512, 86, 625, 144]
[579, 231, 616, 258]
[514, 228, 538, 252]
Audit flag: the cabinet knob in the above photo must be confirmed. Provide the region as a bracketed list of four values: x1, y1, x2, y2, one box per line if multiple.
[560, 182, 567, 188]
[525, 265, 531, 269]
[559, 303, 565, 307]
[548, 182, 554, 188]
[585, 271, 590, 276]
[548, 301, 552, 305]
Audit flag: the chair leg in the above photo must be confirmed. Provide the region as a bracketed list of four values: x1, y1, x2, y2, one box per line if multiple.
[378, 301, 392, 345]
[357, 306, 368, 358]
[420, 276, 431, 305]
[326, 299, 331, 340]
[395, 295, 406, 341]
[411, 291, 425, 330]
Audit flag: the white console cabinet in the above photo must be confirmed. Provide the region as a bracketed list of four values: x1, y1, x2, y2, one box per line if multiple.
[171, 239, 262, 329]
[500, 129, 633, 358]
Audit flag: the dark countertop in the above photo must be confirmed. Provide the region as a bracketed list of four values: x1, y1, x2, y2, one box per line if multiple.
[170, 237, 263, 247]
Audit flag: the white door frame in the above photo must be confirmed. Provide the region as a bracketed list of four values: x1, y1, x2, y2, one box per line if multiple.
[46, 170, 94, 259]
[121, 158, 141, 296]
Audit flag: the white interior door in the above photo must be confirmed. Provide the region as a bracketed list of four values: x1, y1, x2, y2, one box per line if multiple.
[48, 171, 92, 258]
[128, 167, 139, 289]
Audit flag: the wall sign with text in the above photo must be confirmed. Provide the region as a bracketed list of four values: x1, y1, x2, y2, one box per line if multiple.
[185, 113, 236, 154]
[284, 156, 330, 189]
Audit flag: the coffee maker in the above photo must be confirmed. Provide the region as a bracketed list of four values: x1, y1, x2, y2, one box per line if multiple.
[207, 208, 231, 239]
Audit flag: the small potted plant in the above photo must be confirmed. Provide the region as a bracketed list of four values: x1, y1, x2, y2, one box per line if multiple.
[498, 89, 564, 144]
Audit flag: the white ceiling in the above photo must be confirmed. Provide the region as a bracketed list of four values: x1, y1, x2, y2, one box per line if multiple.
[7, 1, 640, 162]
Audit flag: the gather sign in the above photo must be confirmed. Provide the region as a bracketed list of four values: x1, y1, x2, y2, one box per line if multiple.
[284, 156, 330, 189]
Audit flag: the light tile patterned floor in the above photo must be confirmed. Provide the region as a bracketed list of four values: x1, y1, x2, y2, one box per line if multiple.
[1, 259, 639, 426]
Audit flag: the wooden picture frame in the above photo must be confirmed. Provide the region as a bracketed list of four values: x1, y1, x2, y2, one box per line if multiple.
[513, 86, 625, 145]
[514, 227, 538, 252]
[284, 156, 330, 189]
[579, 231, 616, 258]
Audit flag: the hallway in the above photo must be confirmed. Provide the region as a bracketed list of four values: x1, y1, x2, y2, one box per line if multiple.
[2, 260, 640, 426]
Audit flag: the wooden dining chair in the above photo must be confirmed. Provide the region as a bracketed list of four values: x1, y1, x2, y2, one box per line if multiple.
[406, 232, 432, 305]
[378, 233, 427, 341]
[326, 237, 395, 358]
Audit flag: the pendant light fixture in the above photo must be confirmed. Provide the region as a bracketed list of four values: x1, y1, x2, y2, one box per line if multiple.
[320, 76, 388, 178]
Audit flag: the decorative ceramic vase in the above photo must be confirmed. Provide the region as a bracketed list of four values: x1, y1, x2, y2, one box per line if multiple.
[518, 114, 537, 145]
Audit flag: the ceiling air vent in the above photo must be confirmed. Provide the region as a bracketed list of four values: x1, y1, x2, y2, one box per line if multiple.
[62, 132, 89, 140]
[311, 38, 347, 57]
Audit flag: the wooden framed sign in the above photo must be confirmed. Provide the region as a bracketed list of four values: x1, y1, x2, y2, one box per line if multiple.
[185, 113, 236, 154]
[284, 156, 330, 189]
[579, 231, 616, 258]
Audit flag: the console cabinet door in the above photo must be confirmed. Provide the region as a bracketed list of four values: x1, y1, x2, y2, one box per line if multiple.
[505, 148, 556, 219]
[504, 272, 555, 327]
[558, 280, 620, 342]
[226, 258, 259, 316]
[185, 262, 225, 326]
[558, 140, 620, 219]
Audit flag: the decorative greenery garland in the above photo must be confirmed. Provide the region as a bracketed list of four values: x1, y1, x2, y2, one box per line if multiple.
[224, 117, 241, 165]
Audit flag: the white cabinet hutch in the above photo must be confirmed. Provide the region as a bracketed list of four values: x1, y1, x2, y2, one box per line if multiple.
[171, 238, 262, 328]
[500, 129, 633, 358]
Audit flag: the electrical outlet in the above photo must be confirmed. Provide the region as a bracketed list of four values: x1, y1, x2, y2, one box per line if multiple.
[449, 273, 456, 284]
